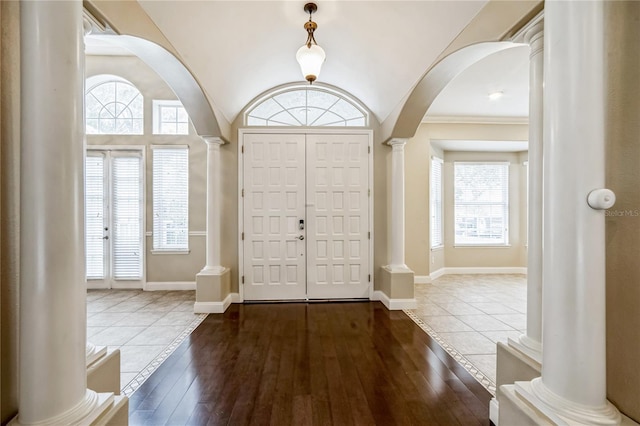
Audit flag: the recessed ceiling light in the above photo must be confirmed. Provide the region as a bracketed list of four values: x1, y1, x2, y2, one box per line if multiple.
[488, 91, 504, 100]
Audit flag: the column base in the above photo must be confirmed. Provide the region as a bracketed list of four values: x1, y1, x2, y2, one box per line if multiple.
[374, 265, 416, 310]
[509, 335, 542, 364]
[512, 379, 621, 425]
[9, 391, 122, 426]
[195, 267, 232, 313]
[86, 342, 108, 367]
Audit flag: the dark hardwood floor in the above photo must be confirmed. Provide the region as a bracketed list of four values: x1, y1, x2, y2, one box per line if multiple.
[128, 302, 492, 425]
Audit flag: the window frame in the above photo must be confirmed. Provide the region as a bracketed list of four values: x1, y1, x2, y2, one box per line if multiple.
[85, 76, 144, 135]
[244, 84, 369, 127]
[151, 145, 190, 254]
[453, 161, 510, 247]
[152, 100, 190, 135]
[430, 156, 444, 249]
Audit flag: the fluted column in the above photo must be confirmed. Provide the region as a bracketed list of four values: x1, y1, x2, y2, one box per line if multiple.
[511, 19, 544, 362]
[516, 1, 620, 423]
[200, 136, 225, 273]
[18, 0, 111, 423]
[388, 138, 409, 271]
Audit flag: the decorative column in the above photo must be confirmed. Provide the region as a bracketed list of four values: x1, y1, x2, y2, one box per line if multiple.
[515, 1, 620, 423]
[200, 136, 225, 273]
[379, 138, 415, 310]
[509, 19, 544, 363]
[195, 136, 231, 313]
[388, 138, 409, 271]
[18, 0, 114, 423]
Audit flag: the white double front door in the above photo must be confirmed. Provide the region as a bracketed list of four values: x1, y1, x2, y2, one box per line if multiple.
[242, 132, 371, 301]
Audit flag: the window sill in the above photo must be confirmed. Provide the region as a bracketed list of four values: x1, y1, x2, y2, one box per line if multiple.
[453, 245, 512, 249]
[151, 249, 191, 255]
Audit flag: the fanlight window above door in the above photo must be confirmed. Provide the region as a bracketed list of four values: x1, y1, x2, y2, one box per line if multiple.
[245, 86, 368, 127]
[85, 75, 144, 135]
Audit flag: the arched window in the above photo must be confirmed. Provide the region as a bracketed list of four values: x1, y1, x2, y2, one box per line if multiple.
[86, 75, 144, 135]
[245, 85, 368, 127]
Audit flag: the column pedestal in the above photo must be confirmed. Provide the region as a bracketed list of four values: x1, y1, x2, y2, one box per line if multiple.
[379, 138, 415, 310]
[195, 136, 231, 313]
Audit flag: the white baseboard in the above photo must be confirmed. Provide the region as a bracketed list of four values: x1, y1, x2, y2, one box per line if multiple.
[430, 268, 446, 281]
[414, 275, 431, 284]
[443, 267, 527, 275]
[372, 290, 417, 310]
[144, 281, 196, 291]
[230, 293, 242, 303]
[194, 293, 233, 313]
[112, 281, 143, 290]
[490, 398, 499, 425]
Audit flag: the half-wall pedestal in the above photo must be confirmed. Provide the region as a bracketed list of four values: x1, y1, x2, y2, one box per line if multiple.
[194, 136, 232, 313]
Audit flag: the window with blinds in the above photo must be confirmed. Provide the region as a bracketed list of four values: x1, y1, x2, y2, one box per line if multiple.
[454, 162, 509, 246]
[85, 154, 106, 279]
[112, 155, 143, 279]
[152, 146, 189, 251]
[430, 157, 443, 248]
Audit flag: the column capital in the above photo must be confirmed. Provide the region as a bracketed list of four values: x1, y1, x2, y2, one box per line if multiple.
[387, 138, 408, 151]
[201, 136, 225, 146]
[524, 21, 544, 58]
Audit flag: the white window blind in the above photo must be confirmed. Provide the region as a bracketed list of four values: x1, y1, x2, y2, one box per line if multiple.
[430, 157, 443, 248]
[112, 155, 143, 279]
[153, 100, 190, 135]
[153, 147, 189, 251]
[85, 154, 106, 279]
[454, 162, 509, 246]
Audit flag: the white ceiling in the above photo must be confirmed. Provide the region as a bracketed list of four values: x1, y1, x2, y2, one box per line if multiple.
[426, 45, 530, 121]
[136, 0, 489, 124]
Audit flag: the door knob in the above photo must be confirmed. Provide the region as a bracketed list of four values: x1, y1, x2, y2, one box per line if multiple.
[103, 236, 109, 240]
[298, 235, 304, 240]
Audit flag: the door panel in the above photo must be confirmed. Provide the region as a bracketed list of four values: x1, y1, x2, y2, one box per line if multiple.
[306, 134, 370, 299]
[243, 133, 307, 300]
[85, 150, 143, 289]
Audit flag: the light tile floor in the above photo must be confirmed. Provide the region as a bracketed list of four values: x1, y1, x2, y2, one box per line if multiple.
[87, 290, 205, 395]
[408, 274, 527, 393]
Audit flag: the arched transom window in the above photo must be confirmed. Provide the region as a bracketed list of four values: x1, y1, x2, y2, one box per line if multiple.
[245, 86, 368, 127]
[86, 76, 144, 135]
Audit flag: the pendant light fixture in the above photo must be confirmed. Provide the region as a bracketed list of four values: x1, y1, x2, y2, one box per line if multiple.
[296, 2, 326, 84]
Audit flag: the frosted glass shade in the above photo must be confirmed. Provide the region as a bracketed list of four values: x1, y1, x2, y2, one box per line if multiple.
[296, 44, 326, 83]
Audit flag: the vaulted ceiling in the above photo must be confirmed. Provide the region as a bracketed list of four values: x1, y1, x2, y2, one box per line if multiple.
[135, 1, 491, 124]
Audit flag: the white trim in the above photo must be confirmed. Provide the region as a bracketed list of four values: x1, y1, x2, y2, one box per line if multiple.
[150, 143, 189, 150]
[414, 275, 431, 284]
[194, 293, 233, 313]
[189, 231, 206, 237]
[372, 291, 417, 310]
[423, 115, 529, 125]
[430, 268, 446, 281]
[144, 281, 196, 291]
[150, 250, 191, 255]
[490, 398, 500, 426]
[230, 292, 242, 303]
[111, 281, 144, 290]
[444, 267, 527, 275]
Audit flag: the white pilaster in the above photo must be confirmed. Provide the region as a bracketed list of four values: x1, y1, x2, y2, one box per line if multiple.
[510, 18, 544, 363]
[199, 136, 226, 274]
[17, 1, 113, 424]
[516, 1, 620, 423]
[387, 138, 409, 271]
